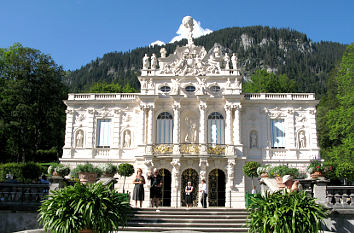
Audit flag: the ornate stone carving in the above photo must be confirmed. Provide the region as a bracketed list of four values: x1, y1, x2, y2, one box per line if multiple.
[179, 144, 199, 154]
[75, 130, 84, 148]
[142, 54, 150, 69]
[171, 158, 181, 187]
[231, 53, 238, 70]
[65, 109, 73, 114]
[152, 144, 173, 154]
[309, 109, 316, 115]
[151, 53, 158, 69]
[160, 48, 167, 58]
[184, 117, 197, 143]
[207, 145, 226, 155]
[123, 130, 131, 148]
[224, 53, 230, 70]
[298, 131, 306, 148]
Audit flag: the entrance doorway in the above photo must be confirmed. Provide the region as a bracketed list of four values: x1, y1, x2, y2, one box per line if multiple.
[208, 169, 226, 207]
[181, 168, 199, 207]
[158, 168, 171, 207]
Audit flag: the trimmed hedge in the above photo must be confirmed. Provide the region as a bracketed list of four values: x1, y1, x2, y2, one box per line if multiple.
[0, 162, 44, 183]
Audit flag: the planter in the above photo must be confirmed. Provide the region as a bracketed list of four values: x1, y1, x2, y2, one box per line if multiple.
[78, 172, 97, 184]
[260, 173, 269, 178]
[310, 171, 323, 179]
[52, 171, 59, 177]
[275, 176, 285, 188]
[80, 230, 93, 233]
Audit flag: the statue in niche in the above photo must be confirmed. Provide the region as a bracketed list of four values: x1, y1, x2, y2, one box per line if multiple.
[141, 79, 148, 89]
[231, 53, 238, 70]
[123, 130, 131, 148]
[76, 130, 84, 148]
[151, 53, 158, 69]
[250, 131, 257, 148]
[226, 78, 231, 87]
[299, 131, 306, 148]
[224, 53, 230, 70]
[184, 117, 197, 143]
[148, 78, 154, 89]
[143, 54, 150, 69]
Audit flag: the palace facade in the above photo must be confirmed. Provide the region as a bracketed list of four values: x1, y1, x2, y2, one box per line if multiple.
[60, 17, 320, 208]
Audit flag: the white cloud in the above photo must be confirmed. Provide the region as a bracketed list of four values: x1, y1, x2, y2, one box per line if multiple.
[149, 40, 166, 47]
[170, 18, 213, 43]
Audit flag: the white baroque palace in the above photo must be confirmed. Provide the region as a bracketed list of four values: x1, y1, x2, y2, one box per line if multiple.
[61, 16, 320, 208]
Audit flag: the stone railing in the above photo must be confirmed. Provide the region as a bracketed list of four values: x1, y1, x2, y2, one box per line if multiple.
[68, 93, 137, 101]
[326, 186, 354, 209]
[244, 93, 315, 100]
[0, 183, 50, 210]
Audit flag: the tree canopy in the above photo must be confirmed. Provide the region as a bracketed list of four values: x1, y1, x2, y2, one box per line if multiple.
[0, 43, 68, 162]
[242, 70, 297, 93]
[89, 82, 138, 93]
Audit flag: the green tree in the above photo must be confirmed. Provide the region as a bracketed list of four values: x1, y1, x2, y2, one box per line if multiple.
[0, 43, 68, 162]
[117, 163, 134, 193]
[89, 82, 137, 93]
[243, 70, 297, 93]
[324, 43, 354, 164]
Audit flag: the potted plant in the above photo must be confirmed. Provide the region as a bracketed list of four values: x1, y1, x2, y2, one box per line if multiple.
[71, 164, 102, 184]
[38, 182, 131, 233]
[247, 190, 328, 232]
[307, 160, 325, 178]
[100, 163, 118, 177]
[48, 163, 70, 177]
[117, 163, 134, 193]
[257, 165, 270, 178]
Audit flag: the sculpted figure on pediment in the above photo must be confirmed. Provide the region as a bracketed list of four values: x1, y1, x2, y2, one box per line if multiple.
[224, 53, 230, 69]
[143, 54, 150, 69]
[231, 53, 238, 70]
[151, 53, 158, 69]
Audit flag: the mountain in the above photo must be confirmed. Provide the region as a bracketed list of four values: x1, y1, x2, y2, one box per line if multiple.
[65, 26, 346, 97]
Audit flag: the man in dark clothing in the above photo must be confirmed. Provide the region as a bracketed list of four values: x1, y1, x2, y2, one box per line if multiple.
[148, 168, 162, 209]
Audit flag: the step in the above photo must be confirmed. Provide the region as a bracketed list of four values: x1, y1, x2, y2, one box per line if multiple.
[129, 218, 247, 223]
[119, 226, 249, 232]
[127, 222, 247, 228]
[132, 210, 249, 215]
[132, 214, 248, 219]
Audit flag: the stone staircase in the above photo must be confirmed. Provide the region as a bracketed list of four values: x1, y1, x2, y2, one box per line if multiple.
[120, 208, 249, 232]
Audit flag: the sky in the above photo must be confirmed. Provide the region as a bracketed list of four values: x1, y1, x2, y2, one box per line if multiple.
[1, 0, 353, 71]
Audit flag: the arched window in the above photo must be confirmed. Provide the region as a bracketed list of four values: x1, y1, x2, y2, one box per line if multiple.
[207, 112, 225, 144]
[156, 112, 173, 144]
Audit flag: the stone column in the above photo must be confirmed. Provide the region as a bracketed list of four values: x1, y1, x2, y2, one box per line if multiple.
[286, 109, 295, 149]
[62, 109, 74, 158]
[139, 105, 146, 145]
[226, 158, 236, 208]
[87, 108, 95, 158]
[233, 105, 241, 145]
[173, 103, 180, 154]
[225, 104, 234, 155]
[112, 109, 122, 149]
[198, 158, 208, 207]
[171, 158, 181, 208]
[309, 109, 318, 149]
[146, 105, 154, 154]
[199, 102, 207, 154]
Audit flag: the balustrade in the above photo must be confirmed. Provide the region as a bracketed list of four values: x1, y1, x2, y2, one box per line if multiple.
[326, 186, 354, 208]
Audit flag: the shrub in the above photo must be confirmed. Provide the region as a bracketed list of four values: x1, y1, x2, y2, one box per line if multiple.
[335, 162, 354, 184]
[101, 163, 118, 176]
[118, 163, 134, 193]
[48, 163, 70, 177]
[268, 165, 300, 178]
[257, 165, 271, 176]
[38, 182, 131, 233]
[248, 191, 328, 233]
[71, 164, 102, 178]
[0, 162, 43, 183]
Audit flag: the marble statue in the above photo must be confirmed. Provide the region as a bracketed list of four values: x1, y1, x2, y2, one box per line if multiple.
[124, 130, 131, 148]
[151, 53, 158, 69]
[250, 131, 257, 148]
[143, 54, 150, 69]
[299, 131, 306, 148]
[231, 53, 238, 70]
[148, 78, 154, 89]
[76, 130, 84, 148]
[182, 16, 194, 46]
[224, 53, 230, 70]
[160, 48, 167, 58]
[184, 117, 197, 143]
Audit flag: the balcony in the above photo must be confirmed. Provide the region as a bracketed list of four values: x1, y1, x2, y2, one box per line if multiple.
[151, 143, 227, 156]
[244, 93, 315, 100]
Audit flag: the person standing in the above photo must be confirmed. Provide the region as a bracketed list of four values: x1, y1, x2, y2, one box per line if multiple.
[132, 168, 145, 208]
[148, 168, 162, 210]
[200, 179, 208, 208]
[185, 181, 194, 208]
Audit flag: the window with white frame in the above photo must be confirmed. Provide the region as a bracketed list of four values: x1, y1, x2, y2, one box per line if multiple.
[207, 112, 225, 144]
[271, 119, 285, 148]
[156, 112, 173, 144]
[97, 119, 111, 148]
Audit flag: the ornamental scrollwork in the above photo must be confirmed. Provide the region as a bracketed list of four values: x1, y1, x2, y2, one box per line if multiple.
[207, 144, 226, 155]
[179, 144, 200, 154]
[152, 144, 173, 154]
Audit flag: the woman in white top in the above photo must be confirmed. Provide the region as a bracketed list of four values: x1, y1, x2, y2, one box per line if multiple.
[199, 179, 208, 208]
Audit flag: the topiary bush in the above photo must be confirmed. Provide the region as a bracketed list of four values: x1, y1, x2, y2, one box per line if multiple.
[243, 161, 260, 187]
[38, 182, 131, 233]
[71, 163, 103, 179]
[247, 190, 328, 233]
[101, 163, 118, 176]
[0, 162, 43, 183]
[118, 163, 134, 193]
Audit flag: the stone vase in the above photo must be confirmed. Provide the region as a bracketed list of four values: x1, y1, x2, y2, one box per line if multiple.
[310, 171, 323, 179]
[78, 172, 97, 184]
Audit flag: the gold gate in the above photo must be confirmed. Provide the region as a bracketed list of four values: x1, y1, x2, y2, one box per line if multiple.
[158, 168, 171, 206]
[208, 169, 226, 207]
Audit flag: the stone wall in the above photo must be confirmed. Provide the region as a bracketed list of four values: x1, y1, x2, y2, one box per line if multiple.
[0, 211, 39, 233]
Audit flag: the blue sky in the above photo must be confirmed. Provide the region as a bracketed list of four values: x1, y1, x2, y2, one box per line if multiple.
[1, 0, 353, 71]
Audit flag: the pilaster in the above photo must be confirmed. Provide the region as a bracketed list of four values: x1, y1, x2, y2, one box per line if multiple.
[233, 105, 242, 145]
[171, 158, 181, 208]
[173, 103, 181, 154]
[199, 102, 207, 155]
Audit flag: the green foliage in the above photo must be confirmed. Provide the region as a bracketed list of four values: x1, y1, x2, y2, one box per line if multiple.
[247, 191, 328, 233]
[243, 161, 260, 178]
[71, 164, 103, 178]
[243, 70, 297, 93]
[89, 82, 138, 93]
[0, 43, 68, 163]
[0, 162, 43, 183]
[101, 163, 118, 175]
[269, 165, 300, 178]
[47, 163, 70, 177]
[38, 182, 131, 233]
[335, 162, 354, 183]
[307, 160, 325, 174]
[256, 165, 271, 176]
[118, 163, 135, 177]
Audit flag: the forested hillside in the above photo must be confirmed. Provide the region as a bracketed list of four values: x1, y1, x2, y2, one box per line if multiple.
[66, 26, 346, 97]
